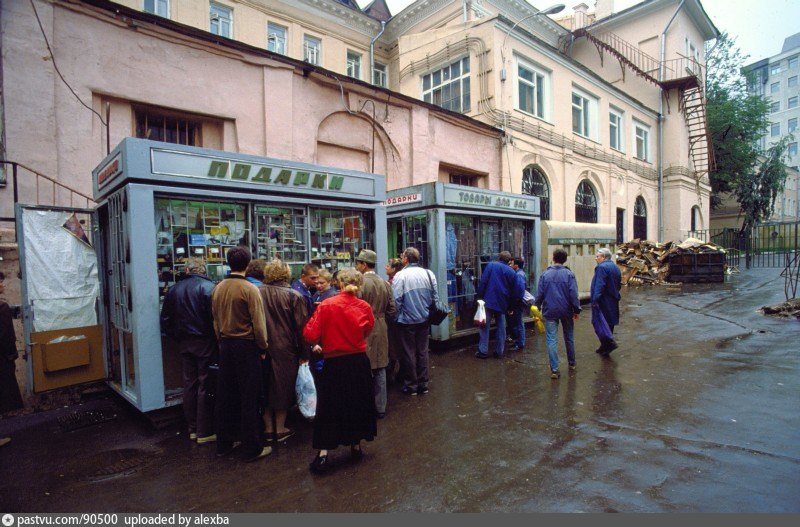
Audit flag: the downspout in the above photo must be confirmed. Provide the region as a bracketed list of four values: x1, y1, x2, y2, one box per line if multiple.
[370, 21, 387, 86]
[658, 0, 685, 242]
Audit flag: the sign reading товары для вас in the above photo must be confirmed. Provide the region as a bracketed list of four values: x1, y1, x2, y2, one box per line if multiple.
[7, 514, 229, 526]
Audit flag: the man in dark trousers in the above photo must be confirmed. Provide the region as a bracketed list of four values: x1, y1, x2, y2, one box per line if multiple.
[0, 272, 23, 416]
[211, 246, 271, 462]
[506, 257, 529, 352]
[391, 247, 436, 396]
[475, 251, 524, 359]
[535, 249, 581, 379]
[591, 247, 622, 356]
[160, 257, 217, 444]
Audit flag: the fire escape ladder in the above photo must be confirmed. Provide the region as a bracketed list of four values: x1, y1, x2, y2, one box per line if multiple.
[680, 84, 715, 178]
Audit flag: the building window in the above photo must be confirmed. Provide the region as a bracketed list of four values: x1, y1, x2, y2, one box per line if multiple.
[304, 35, 321, 65]
[788, 56, 798, 69]
[422, 57, 471, 113]
[572, 88, 598, 140]
[789, 96, 798, 109]
[771, 64, 781, 75]
[144, 0, 169, 17]
[575, 180, 598, 223]
[517, 59, 549, 120]
[521, 166, 550, 220]
[210, 3, 232, 38]
[346, 50, 362, 80]
[373, 62, 387, 87]
[634, 121, 650, 161]
[771, 123, 780, 137]
[135, 108, 202, 146]
[789, 76, 798, 88]
[267, 23, 287, 55]
[633, 196, 647, 240]
[609, 107, 624, 152]
[449, 174, 477, 187]
[771, 101, 781, 113]
[771, 82, 780, 94]
[789, 118, 798, 133]
[789, 143, 798, 157]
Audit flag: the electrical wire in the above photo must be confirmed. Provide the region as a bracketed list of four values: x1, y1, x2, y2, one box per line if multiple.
[29, 0, 108, 127]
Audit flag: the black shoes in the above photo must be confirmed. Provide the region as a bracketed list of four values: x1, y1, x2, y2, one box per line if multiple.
[243, 446, 272, 463]
[417, 386, 429, 395]
[596, 339, 619, 356]
[401, 386, 417, 395]
[475, 352, 489, 359]
[309, 453, 329, 474]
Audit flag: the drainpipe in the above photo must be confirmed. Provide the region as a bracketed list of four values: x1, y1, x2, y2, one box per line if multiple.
[658, 0, 685, 242]
[370, 21, 386, 86]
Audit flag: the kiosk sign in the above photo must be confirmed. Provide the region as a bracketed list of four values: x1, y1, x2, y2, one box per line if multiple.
[383, 193, 422, 207]
[443, 187, 535, 212]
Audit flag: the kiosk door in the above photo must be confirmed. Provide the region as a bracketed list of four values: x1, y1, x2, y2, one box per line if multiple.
[15, 205, 105, 392]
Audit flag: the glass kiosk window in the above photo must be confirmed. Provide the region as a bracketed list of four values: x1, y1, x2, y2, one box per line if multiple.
[254, 206, 308, 276]
[309, 207, 375, 274]
[388, 214, 429, 265]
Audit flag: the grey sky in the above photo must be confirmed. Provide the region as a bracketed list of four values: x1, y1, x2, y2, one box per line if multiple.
[356, 0, 800, 62]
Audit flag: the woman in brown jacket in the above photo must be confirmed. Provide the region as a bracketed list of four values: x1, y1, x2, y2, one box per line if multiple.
[257, 261, 309, 442]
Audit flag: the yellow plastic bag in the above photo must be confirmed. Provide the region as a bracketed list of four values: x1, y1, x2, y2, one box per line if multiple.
[530, 305, 545, 334]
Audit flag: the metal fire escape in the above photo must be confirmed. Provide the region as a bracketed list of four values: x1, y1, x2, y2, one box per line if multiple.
[569, 29, 715, 179]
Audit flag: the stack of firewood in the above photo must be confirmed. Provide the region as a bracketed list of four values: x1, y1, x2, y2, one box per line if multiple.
[615, 238, 726, 285]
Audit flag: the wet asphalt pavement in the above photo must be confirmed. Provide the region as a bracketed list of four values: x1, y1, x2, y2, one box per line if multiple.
[1, 267, 798, 512]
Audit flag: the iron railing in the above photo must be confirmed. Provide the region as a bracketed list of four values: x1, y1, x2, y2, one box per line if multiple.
[689, 221, 800, 270]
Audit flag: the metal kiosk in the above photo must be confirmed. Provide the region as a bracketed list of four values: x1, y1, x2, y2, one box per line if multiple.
[90, 138, 387, 412]
[385, 183, 540, 341]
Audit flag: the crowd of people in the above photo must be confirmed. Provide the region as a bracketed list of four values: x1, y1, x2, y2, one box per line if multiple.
[160, 244, 620, 472]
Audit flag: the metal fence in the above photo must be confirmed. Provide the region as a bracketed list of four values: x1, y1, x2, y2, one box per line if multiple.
[689, 221, 800, 269]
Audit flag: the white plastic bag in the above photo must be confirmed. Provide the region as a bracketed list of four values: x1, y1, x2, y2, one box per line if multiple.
[474, 299, 487, 327]
[295, 362, 317, 419]
[522, 290, 535, 306]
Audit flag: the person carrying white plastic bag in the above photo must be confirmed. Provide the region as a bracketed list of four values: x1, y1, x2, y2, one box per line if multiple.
[474, 299, 487, 327]
[296, 362, 317, 419]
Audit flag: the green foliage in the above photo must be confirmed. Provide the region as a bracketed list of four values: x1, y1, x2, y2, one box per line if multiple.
[706, 32, 791, 227]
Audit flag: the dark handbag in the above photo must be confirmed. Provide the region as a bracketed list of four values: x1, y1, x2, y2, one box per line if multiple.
[426, 271, 451, 326]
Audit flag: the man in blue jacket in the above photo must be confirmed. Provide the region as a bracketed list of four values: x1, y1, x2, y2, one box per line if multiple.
[591, 247, 622, 356]
[476, 251, 524, 359]
[535, 249, 581, 379]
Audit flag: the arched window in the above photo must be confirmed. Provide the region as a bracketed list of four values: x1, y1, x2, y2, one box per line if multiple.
[633, 196, 647, 240]
[522, 166, 550, 220]
[575, 180, 598, 223]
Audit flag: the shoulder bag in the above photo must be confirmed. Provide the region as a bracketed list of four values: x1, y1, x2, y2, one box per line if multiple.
[426, 270, 451, 326]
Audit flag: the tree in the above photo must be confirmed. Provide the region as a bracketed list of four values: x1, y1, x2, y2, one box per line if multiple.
[706, 33, 791, 227]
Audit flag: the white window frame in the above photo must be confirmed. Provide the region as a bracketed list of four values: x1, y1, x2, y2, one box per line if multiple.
[685, 37, 701, 74]
[421, 56, 471, 114]
[267, 23, 287, 55]
[789, 118, 798, 133]
[515, 57, 551, 121]
[771, 64, 781, 75]
[346, 50, 362, 80]
[609, 106, 624, 152]
[373, 62, 387, 87]
[789, 96, 798, 110]
[771, 123, 780, 137]
[789, 142, 798, 157]
[771, 101, 781, 113]
[789, 56, 799, 70]
[304, 35, 321, 65]
[790, 76, 798, 88]
[572, 87, 598, 140]
[209, 3, 232, 38]
[634, 120, 650, 162]
[144, 0, 169, 18]
[771, 82, 780, 94]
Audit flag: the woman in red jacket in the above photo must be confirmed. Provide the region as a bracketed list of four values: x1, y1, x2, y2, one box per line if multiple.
[303, 267, 376, 473]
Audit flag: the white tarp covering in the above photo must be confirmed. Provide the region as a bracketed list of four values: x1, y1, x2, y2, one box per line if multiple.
[22, 210, 100, 332]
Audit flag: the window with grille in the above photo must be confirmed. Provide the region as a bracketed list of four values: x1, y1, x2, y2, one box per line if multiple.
[422, 57, 471, 113]
[609, 107, 624, 151]
[373, 62, 387, 87]
[575, 180, 598, 223]
[267, 23, 287, 55]
[517, 59, 549, 119]
[633, 196, 647, 240]
[347, 51, 362, 79]
[134, 109, 202, 146]
[521, 165, 550, 220]
[304, 35, 321, 65]
[210, 3, 232, 38]
[144, 0, 169, 17]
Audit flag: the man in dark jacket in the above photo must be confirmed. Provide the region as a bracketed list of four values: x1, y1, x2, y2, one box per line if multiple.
[476, 251, 524, 359]
[291, 263, 319, 316]
[591, 247, 622, 356]
[160, 257, 217, 444]
[535, 249, 581, 379]
[507, 257, 529, 352]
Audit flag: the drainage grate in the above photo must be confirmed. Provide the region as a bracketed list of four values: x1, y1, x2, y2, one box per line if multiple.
[58, 407, 117, 432]
[74, 448, 152, 482]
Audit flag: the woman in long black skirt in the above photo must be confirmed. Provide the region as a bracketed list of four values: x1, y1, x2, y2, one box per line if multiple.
[303, 268, 376, 473]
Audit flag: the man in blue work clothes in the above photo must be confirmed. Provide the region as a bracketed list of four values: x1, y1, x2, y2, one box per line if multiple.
[506, 257, 529, 352]
[535, 248, 581, 379]
[475, 251, 524, 359]
[591, 247, 622, 356]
